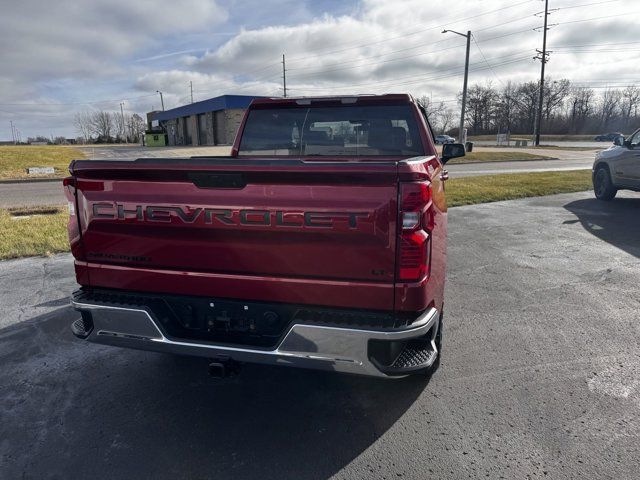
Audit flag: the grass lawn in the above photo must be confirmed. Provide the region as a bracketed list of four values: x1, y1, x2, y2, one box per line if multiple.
[0, 145, 86, 180]
[447, 170, 592, 207]
[535, 145, 604, 151]
[0, 206, 69, 260]
[447, 150, 553, 164]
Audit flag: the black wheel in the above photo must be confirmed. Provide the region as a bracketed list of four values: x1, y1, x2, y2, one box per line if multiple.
[594, 166, 617, 200]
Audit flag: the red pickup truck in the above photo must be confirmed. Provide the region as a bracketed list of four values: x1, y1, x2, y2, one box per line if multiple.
[64, 94, 465, 378]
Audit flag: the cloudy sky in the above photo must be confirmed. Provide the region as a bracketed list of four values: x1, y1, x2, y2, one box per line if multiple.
[1, 0, 638, 139]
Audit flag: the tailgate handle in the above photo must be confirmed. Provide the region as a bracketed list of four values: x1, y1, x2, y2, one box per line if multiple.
[188, 172, 246, 189]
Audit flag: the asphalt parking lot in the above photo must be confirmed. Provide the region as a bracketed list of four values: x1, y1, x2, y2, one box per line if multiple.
[1, 191, 639, 479]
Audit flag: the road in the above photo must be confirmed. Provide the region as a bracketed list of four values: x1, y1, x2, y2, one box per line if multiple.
[448, 146, 596, 178]
[1, 191, 639, 479]
[0, 145, 597, 208]
[447, 158, 593, 178]
[472, 140, 607, 148]
[78, 144, 232, 158]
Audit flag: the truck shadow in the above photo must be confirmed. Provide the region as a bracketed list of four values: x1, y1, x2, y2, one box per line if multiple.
[0, 307, 430, 480]
[563, 196, 640, 259]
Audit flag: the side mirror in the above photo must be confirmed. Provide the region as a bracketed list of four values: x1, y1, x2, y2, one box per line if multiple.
[613, 136, 625, 146]
[441, 143, 465, 164]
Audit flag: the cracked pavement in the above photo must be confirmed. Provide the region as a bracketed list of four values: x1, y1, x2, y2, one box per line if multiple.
[1, 191, 639, 479]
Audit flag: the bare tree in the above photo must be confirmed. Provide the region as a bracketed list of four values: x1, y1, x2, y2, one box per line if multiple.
[415, 96, 444, 122]
[413, 81, 636, 136]
[90, 111, 114, 142]
[494, 81, 519, 133]
[598, 89, 621, 129]
[74, 111, 93, 142]
[569, 88, 594, 133]
[463, 83, 498, 134]
[621, 86, 640, 129]
[543, 79, 571, 121]
[438, 108, 455, 134]
[128, 113, 146, 143]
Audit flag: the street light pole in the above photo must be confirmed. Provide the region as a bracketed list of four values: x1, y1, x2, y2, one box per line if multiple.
[442, 29, 471, 147]
[156, 90, 165, 111]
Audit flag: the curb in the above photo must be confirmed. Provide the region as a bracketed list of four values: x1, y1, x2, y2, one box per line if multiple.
[449, 156, 559, 165]
[0, 178, 64, 185]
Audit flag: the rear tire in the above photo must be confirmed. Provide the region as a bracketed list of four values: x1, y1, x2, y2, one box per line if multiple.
[594, 166, 617, 201]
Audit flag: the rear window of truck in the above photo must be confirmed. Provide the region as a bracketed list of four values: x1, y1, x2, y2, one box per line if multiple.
[238, 105, 424, 156]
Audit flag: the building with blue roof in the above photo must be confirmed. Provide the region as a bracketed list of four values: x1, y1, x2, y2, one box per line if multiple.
[146, 94, 263, 146]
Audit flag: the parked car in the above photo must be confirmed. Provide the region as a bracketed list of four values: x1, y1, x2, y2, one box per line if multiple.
[63, 94, 466, 378]
[593, 128, 640, 200]
[434, 134, 456, 144]
[594, 132, 623, 142]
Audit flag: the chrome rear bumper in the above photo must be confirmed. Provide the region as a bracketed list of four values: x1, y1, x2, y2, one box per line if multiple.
[71, 299, 439, 378]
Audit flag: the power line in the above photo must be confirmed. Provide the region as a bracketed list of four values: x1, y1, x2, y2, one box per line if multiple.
[554, 11, 639, 26]
[554, 48, 640, 53]
[288, 11, 541, 74]
[472, 34, 505, 86]
[287, 9, 636, 82]
[289, 54, 534, 93]
[285, 0, 537, 63]
[572, 84, 639, 89]
[550, 40, 640, 48]
[288, 26, 538, 81]
[257, 0, 619, 85]
[288, 15, 540, 74]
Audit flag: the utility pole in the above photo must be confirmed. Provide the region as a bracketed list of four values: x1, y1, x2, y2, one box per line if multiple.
[9, 120, 15, 144]
[282, 53, 287, 98]
[534, 0, 551, 146]
[442, 29, 471, 147]
[156, 90, 165, 111]
[190, 81, 194, 103]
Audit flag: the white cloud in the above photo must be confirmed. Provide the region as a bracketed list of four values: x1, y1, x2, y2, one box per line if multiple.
[178, 0, 639, 102]
[2, 0, 639, 137]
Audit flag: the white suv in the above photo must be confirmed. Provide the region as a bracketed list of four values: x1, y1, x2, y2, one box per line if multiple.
[593, 128, 640, 200]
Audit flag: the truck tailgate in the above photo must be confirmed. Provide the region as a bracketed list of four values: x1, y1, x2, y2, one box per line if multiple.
[71, 158, 399, 310]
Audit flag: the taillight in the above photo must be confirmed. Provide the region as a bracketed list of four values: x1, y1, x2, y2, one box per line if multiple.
[398, 182, 432, 282]
[62, 176, 85, 259]
[63, 177, 76, 217]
